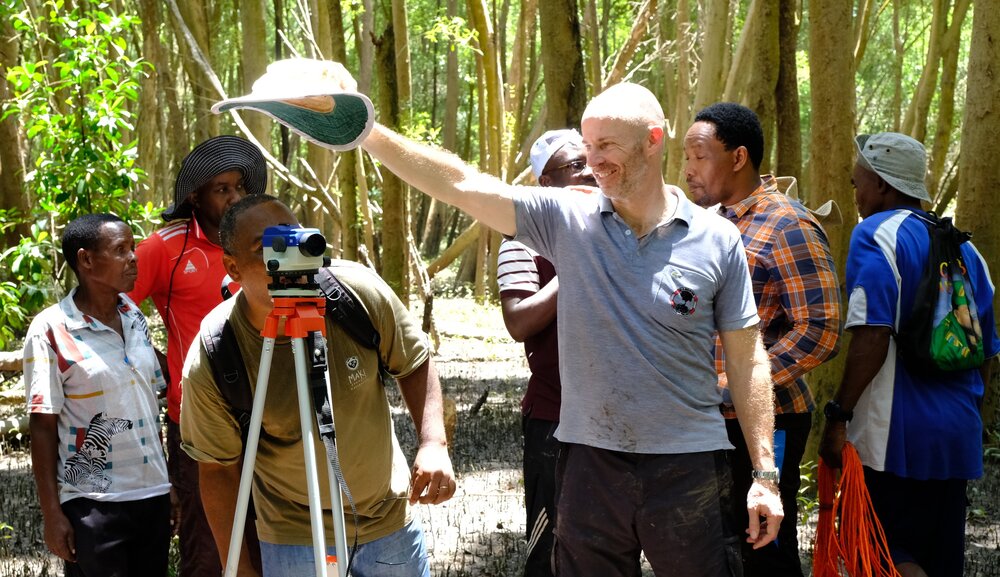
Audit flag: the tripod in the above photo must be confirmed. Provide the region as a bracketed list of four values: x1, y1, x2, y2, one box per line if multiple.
[224, 283, 350, 577]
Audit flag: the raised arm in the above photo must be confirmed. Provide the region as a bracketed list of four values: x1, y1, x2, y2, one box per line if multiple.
[363, 124, 518, 236]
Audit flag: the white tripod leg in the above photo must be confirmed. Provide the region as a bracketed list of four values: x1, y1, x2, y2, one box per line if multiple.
[224, 337, 276, 577]
[317, 370, 350, 577]
[292, 337, 330, 577]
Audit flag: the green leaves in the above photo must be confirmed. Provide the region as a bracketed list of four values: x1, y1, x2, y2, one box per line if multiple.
[1, 1, 149, 339]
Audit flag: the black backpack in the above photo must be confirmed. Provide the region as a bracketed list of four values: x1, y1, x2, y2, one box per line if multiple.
[200, 268, 386, 435]
[895, 212, 985, 374]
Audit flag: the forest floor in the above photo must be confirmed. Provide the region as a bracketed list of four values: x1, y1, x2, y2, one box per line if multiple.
[1, 296, 999, 576]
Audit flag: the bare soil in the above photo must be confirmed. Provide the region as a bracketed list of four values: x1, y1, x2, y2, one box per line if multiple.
[2, 297, 998, 576]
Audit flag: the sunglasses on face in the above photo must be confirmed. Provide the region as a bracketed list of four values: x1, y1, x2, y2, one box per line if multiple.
[543, 159, 588, 176]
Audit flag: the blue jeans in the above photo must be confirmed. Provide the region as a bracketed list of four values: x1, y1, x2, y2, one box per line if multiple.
[260, 518, 430, 577]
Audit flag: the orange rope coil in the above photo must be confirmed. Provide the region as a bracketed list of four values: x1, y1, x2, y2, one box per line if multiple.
[814, 442, 900, 577]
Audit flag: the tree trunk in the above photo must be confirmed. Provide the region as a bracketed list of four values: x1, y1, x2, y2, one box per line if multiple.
[503, 0, 538, 180]
[421, 0, 462, 258]
[160, 47, 188, 183]
[172, 0, 218, 142]
[428, 223, 480, 277]
[375, 23, 410, 301]
[901, 0, 946, 141]
[582, 0, 601, 95]
[466, 0, 505, 177]
[742, 0, 778, 174]
[304, 0, 335, 237]
[853, 0, 875, 68]
[392, 0, 412, 119]
[928, 0, 971, 200]
[0, 13, 28, 246]
[804, 0, 857, 462]
[604, 0, 655, 87]
[330, 0, 360, 261]
[539, 0, 588, 128]
[891, 0, 904, 131]
[390, 0, 414, 254]
[658, 0, 677, 162]
[774, 0, 801, 182]
[956, 0, 1000, 430]
[357, 0, 376, 93]
[240, 0, 270, 151]
[692, 0, 728, 113]
[723, 0, 758, 101]
[664, 0, 691, 187]
[136, 0, 161, 206]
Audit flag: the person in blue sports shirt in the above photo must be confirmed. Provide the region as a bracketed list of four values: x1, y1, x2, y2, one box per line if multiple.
[820, 132, 998, 577]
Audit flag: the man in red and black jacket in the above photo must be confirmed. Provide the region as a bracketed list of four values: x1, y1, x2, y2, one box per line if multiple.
[129, 135, 266, 577]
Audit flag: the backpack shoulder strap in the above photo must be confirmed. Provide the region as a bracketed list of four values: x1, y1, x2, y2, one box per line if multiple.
[317, 267, 382, 353]
[200, 317, 253, 431]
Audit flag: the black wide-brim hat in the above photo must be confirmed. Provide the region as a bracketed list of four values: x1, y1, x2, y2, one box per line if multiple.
[161, 135, 268, 221]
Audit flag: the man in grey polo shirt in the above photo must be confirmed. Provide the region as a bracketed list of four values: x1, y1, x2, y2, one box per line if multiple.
[236, 64, 783, 577]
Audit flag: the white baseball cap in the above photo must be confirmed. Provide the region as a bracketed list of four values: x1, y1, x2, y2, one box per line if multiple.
[529, 129, 583, 179]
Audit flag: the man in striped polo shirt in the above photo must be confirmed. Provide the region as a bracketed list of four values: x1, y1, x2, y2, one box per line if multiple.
[128, 136, 266, 577]
[497, 129, 596, 577]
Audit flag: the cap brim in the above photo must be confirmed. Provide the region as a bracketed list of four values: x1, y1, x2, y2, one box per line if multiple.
[213, 93, 374, 152]
[878, 173, 932, 203]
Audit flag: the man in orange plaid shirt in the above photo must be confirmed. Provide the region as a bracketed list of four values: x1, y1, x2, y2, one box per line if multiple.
[685, 102, 842, 577]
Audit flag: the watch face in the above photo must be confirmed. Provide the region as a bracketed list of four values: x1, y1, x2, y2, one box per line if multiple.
[752, 470, 779, 481]
[824, 401, 851, 422]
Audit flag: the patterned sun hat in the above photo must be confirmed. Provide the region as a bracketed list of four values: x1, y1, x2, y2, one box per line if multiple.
[162, 136, 268, 222]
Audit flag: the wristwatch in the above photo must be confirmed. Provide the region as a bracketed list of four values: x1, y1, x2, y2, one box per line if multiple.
[752, 469, 780, 482]
[824, 399, 854, 423]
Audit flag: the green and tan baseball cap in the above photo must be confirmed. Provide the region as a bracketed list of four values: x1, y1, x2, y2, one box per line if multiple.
[212, 58, 374, 151]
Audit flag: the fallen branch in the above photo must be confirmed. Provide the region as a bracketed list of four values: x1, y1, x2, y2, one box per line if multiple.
[0, 351, 21, 372]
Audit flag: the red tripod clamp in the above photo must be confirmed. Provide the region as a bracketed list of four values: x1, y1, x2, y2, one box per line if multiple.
[261, 296, 327, 339]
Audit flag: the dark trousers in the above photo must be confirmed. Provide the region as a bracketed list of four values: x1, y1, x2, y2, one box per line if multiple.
[167, 420, 223, 577]
[554, 444, 742, 577]
[523, 417, 560, 577]
[726, 413, 810, 577]
[864, 467, 968, 576]
[62, 493, 170, 577]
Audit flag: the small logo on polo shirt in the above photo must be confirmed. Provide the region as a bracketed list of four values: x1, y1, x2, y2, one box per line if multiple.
[183, 260, 198, 274]
[346, 355, 367, 390]
[670, 286, 698, 316]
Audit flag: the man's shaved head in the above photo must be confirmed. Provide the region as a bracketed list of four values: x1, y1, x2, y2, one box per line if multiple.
[583, 82, 666, 131]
